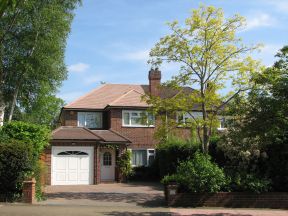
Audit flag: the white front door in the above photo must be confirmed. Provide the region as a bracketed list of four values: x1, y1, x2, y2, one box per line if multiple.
[100, 149, 115, 181]
[52, 147, 93, 185]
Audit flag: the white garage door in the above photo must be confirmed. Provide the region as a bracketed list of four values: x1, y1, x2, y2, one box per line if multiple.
[52, 147, 93, 185]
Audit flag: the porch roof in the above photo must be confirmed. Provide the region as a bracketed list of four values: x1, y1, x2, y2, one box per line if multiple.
[51, 126, 130, 144]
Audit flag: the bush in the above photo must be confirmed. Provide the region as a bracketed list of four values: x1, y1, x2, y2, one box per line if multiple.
[228, 173, 271, 193]
[0, 121, 50, 162]
[118, 151, 133, 179]
[156, 136, 200, 177]
[0, 140, 33, 200]
[162, 152, 228, 193]
[0, 121, 50, 200]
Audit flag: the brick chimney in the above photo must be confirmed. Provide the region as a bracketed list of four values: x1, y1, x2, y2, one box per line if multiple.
[148, 68, 161, 96]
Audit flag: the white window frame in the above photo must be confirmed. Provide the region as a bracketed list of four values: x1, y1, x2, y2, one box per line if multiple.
[176, 111, 228, 130]
[122, 110, 155, 127]
[130, 148, 156, 167]
[77, 112, 103, 128]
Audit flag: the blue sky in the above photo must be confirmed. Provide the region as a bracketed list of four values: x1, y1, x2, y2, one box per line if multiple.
[59, 0, 288, 103]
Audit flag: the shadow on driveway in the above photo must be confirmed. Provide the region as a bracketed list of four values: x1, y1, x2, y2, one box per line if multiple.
[46, 192, 165, 207]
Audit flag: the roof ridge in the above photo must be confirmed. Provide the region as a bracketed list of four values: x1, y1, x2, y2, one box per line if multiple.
[82, 127, 104, 141]
[109, 89, 144, 106]
[65, 84, 107, 108]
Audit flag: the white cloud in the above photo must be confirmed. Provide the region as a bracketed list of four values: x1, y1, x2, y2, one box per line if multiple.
[68, 62, 90, 73]
[114, 50, 150, 61]
[244, 12, 276, 31]
[254, 44, 282, 66]
[265, 0, 288, 12]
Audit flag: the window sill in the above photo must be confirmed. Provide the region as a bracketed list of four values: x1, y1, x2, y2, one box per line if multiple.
[122, 125, 155, 128]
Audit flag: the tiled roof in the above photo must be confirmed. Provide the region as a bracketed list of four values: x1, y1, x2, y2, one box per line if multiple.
[91, 130, 131, 143]
[52, 126, 101, 140]
[64, 84, 194, 109]
[51, 126, 130, 143]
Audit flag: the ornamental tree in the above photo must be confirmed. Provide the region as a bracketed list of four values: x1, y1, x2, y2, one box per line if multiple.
[145, 5, 263, 153]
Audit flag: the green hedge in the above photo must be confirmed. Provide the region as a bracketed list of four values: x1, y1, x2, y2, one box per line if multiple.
[0, 140, 33, 200]
[156, 136, 200, 177]
[0, 121, 50, 201]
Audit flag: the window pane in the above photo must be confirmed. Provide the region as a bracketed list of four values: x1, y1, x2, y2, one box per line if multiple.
[132, 150, 147, 166]
[123, 112, 130, 125]
[78, 112, 85, 127]
[86, 113, 97, 128]
[131, 116, 141, 125]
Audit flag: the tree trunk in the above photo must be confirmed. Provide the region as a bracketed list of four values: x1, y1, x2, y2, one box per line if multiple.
[7, 85, 19, 122]
[0, 91, 5, 126]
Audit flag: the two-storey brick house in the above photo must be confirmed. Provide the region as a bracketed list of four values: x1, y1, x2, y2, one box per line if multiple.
[44, 69, 194, 185]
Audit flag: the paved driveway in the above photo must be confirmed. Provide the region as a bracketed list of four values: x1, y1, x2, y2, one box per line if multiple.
[39, 182, 165, 207]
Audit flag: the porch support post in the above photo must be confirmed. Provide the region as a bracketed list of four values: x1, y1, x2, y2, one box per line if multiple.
[95, 145, 101, 184]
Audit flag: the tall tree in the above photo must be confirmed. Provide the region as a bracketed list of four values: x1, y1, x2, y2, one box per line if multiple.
[0, 0, 80, 125]
[145, 5, 263, 153]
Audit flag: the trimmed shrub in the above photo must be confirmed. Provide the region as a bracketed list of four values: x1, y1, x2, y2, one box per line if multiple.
[0, 140, 33, 201]
[162, 152, 228, 193]
[156, 136, 200, 177]
[0, 121, 50, 201]
[0, 121, 50, 162]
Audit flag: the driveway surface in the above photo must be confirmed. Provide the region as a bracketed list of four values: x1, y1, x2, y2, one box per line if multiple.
[40, 182, 165, 207]
[0, 182, 287, 215]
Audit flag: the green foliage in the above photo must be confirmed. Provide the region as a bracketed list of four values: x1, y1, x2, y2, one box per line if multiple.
[162, 152, 228, 193]
[0, 0, 81, 123]
[219, 46, 288, 191]
[1, 121, 50, 161]
[34, 160, 47, 201]
[145, 5, 263, 153]
[118, 151, 133, 178]
[229, 173, 271, 193]
[156, 136, 200, 177]
[0, 140, 33, 200]
[0, 121, 50, 200]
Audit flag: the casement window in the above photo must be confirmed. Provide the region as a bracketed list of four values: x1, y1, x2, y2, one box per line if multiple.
[122, 110, 154, 127]
[176, 111, 202, 124]
[131, 149, 156, 167]
[177, 111, 228, 130]
[77, 112, 103, 128]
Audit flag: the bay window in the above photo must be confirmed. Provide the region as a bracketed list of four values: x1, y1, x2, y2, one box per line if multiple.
[122, 110, 154, 127]
[77, 112, 103, 128]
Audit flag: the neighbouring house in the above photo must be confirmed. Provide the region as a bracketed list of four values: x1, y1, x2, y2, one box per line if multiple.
[43, 69, 225, 185]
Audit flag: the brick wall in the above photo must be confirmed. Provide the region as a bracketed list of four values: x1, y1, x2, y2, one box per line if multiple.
[165, 186, 288, 209]
[109, 109, 157, 149]
[60, 108, 192, 149]
[63, 110, 77, 126]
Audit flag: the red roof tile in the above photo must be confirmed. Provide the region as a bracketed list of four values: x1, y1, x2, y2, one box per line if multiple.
[64, 84, 194, 109]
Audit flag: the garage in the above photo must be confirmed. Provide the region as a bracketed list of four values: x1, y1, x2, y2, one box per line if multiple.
[52, 147, 94, 185]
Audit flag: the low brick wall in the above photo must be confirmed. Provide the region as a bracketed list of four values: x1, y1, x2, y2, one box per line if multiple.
[165, 185, 288, 209]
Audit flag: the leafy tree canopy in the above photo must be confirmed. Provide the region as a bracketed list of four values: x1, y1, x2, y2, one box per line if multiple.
[145, 5, 263, 153]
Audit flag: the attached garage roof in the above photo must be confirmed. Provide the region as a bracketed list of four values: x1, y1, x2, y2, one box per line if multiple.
[91, 130, 131, 143]
[51, 126, 130, 143]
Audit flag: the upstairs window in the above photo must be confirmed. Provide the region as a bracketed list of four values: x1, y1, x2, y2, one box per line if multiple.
[176, 111, 202, 124]
[122, 110, 154, 127]
[78, 112, 103, 128]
